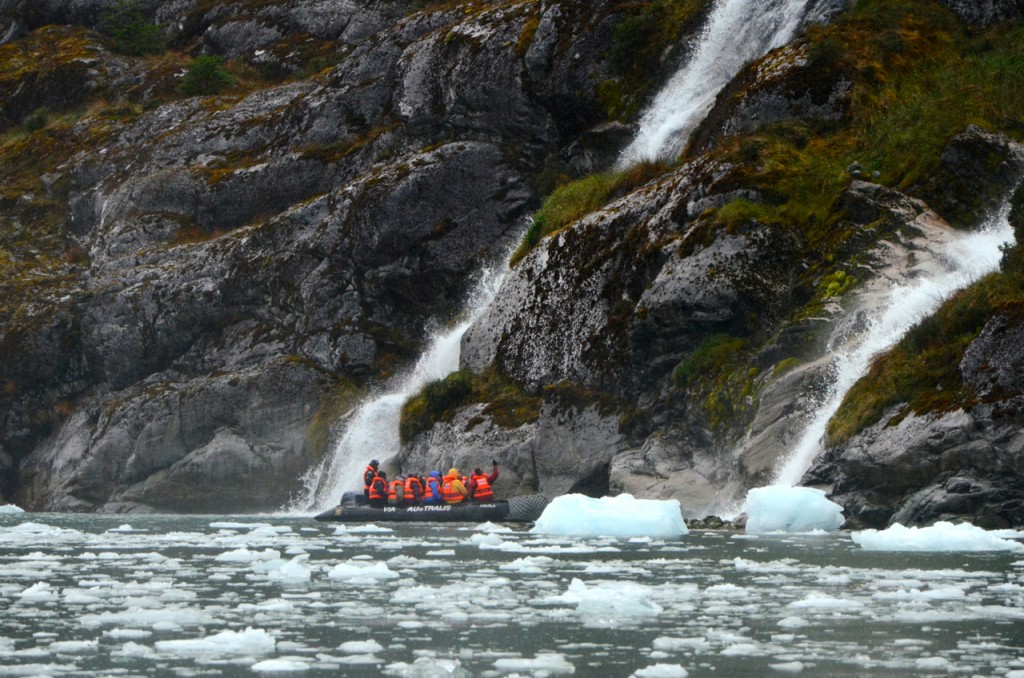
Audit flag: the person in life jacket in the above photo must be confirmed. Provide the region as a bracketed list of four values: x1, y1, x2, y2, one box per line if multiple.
[422, 471, 442, 505]
[363, 459, 380, 500]
[440, 468, 469, 504]
[404, 474, 423, 505]
[388, 476, 406, 506]
[468, 460, 499, 502]
[368, 471, 387, 508]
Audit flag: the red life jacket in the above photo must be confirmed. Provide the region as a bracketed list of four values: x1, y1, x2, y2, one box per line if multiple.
[470, 473, 493, 501]
[363, 465, 377, 491]
[440, 477, 464, 504]
[368, 476, 386, 501]
[404, 476, 423, 504]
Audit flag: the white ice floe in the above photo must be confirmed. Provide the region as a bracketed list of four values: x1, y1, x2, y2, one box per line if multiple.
[383, 657, 467, 676]
[788, 593, 864, 611]
[18, 582, 58, 603]
[0, 503, 25, 514]
[743, 487, 844, 533]
[48, 640, 98, 654]
[769, 660, 805, 673]
[493, 653, 575, 674]
[653, 636, 711, 652]
[266, 554, 312, 582]
[104, 628, 152, 640]
[777, 616, 809, 629]
[252, 658, 310, 672]
[500, 556, 554, 574]
[339, 640, 384, 654]
[215, 548, 281, 563]
[154, 627, 276, 655]
[327, 561, 399, 582]
[632, 664, 689, 677]
[852, 521, 1024, 552]
[531, 494, 688, 538]
[552, 578, 663, 620]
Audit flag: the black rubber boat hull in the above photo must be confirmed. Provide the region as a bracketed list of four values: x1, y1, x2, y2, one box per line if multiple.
[314, 494, 549, 523]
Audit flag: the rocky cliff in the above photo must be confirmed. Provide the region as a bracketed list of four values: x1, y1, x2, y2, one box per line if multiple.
[0, 0, 670, 511]
[1, 0, 1023, 526]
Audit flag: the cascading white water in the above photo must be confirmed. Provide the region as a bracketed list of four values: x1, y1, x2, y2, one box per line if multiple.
[617, 0, 813, 168]
[293, 258, 511, 512]
[291, 0, 830, 513]
[773, 205, 1016, 487]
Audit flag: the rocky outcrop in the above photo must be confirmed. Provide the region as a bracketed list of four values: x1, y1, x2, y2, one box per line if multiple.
[916, 125, 1024, 229]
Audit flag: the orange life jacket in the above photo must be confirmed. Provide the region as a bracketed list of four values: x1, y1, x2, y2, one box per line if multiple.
[368, 476, 386, 501]
[388, 479, 405, 504]
[440, 477, 464, 504]
[470, 473, 493, 501]
[404, 476, 423, 504]
[363, 465, 377, 491]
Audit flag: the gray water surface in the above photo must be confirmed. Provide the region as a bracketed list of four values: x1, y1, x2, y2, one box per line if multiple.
[1, 513, 1022, 676]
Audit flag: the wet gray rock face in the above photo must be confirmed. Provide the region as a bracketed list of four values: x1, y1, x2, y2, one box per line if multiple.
[939, 0, 1024, 26]
[0, 0, 629, 510]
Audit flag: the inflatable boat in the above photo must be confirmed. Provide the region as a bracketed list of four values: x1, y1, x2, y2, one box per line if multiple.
[314, 492, 549, 524]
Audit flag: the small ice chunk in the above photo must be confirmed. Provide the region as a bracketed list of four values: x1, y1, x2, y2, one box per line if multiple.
[48, 640, 99, 654]
[493, 653, 575, 674]
[327, 561, 399, 582]
[154, 627, 276, 655]
[104, 629, 152, 640]
[252, 658, 310, 672]
[915, 656, 952, 671]
[215, 548, 281, 563]
[852, 521, 1024, 552]
[531, 494, 687, 538]
[769, 661, 805, 673]
[777, 616, 809, 629]
[18, 582, 58, 603]
[554, 578, 663, 618]
[339, 640, 384, 654]
[267, 554, 312, 582]
[743, 487, 844, 533]
[789, 593, 863, 611]
[0, 504, 25, 514]
[633, 663, 689, 677]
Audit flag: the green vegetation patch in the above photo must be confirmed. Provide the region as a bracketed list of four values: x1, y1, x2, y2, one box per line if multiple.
[100, 0, 166, 56]
[672, 334, 763, 432]
[178, 56, 238, 96]
[400, 368, 541, 444]
[510, 160, 670, 265]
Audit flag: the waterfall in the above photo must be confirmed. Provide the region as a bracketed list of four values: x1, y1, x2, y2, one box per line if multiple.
[773, 205, 1016, 487]
[293, 257, 511, 512]
[290, 0, 826, 513]
[618, 0, 813, 167]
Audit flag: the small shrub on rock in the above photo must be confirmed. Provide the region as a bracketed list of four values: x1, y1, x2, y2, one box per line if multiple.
[177, 56, 237, 96]
[100, 0, 166, 56]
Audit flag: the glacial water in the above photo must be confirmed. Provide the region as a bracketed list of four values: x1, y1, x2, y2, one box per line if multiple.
[1, 512, 1023, 677]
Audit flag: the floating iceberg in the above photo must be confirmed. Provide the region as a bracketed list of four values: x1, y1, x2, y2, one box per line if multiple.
[743, 486, 844, 533]
[530, 494, 688, 538]
[0, 503, 25, 514]
[852, 521, 1024, 552]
